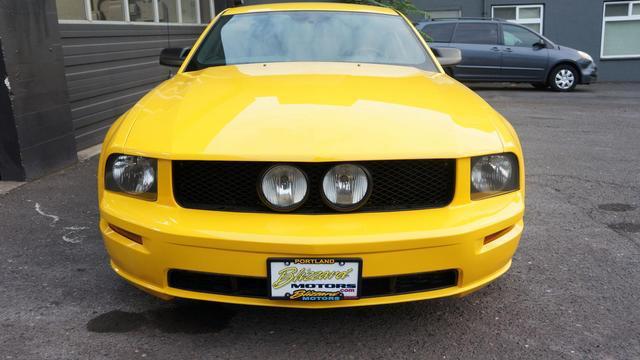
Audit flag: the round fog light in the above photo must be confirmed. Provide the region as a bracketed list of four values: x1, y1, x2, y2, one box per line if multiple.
[259, 165, 308, 211]
[322, 164, 371, 211]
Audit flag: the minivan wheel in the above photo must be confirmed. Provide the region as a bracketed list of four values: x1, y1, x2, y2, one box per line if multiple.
[530, 83, 548, 90]
[549, 65, 578, 92]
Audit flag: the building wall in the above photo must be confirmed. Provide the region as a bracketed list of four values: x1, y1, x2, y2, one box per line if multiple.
[413, 0, 483, 20]
[0, 0, 77, 181]
[58, 23, 205, 149]
[0, 38, 23, 180]
[416, 0, 640, 81]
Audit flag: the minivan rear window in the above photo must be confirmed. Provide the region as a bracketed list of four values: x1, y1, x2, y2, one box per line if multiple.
[421, 23, 456, 42]
[452, 23, 499, 45]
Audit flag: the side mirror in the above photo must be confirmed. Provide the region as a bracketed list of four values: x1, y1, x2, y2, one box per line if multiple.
[431, 47, 462, 67]
[159, 47, 191, 67]
[533, 41, 546, 49]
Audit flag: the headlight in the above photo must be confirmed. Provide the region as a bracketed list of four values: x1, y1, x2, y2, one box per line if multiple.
[259, 165, 308, 211]
[322, 164, 371, 211]
[578, 50, 593, 62]
[105, 154, 157, 199]
[471, 153, 519, 200]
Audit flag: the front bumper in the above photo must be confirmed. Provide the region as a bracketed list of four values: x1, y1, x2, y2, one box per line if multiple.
[579, 60, 598, 84]
[99, 187, 524, 308]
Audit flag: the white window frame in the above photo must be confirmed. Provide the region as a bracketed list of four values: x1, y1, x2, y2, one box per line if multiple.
[176, 0, 202, 24]
[209, 0, 216, 21]
[601, 1, 640, 59]
[59, 0, 206, 26]
[491, 4, 544, 34]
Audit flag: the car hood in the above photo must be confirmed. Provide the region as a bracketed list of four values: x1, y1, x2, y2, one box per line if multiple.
[123, 62, 505, 161]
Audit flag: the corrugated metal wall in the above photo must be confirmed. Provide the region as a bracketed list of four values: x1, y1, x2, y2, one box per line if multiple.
[58, 23, 205, 149]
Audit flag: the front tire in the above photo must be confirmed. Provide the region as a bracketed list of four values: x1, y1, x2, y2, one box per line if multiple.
[549, 65, 578, 92]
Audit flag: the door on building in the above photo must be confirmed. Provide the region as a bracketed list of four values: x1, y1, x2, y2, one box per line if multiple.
[448, 22, 502, 80]
[499, 24, 549, 81]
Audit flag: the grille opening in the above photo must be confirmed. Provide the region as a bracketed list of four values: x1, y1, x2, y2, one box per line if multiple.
[168, 270, 267, 298]
[172, 160, 455, 214]
[168, 269, 458, 299]
[361, 270, 458, 297]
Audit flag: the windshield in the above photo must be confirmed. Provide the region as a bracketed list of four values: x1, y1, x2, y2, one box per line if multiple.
[187, 11, 437, 71]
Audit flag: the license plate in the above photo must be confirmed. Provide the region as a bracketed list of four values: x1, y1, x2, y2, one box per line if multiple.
[268, 258, 361, 301]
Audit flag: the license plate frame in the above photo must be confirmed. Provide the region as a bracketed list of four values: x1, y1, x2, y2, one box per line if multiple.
[267, 258, 362, 301]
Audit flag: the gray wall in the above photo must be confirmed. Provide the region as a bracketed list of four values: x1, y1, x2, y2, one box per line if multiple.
[59, 23, 205, 149]
[0, 38, 23, 180]
[413, 0, 483, 20]
[0, 0, 77, 181]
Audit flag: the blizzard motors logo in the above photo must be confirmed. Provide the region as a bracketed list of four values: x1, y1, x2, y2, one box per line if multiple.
[289, 290, 343, 301]
[272, 266, 354, 289]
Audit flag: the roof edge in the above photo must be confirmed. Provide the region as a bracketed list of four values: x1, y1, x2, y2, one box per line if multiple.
[223, 2, 398, 16]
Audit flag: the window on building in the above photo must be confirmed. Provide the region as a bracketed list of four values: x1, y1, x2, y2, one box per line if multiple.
[91, 0, 125, 21]
[181, 0, 199, 23]
[502, 24, 542, 47]
[602, 1, 640, 58]
[492, 5, 544, 34]
[158, 0, 178, 22]
[129, 0, 156, 22]
[55, 0, 210, 24]
[426, 10, 461, 20]
[420, 23, 456, 43]
[452, 23, 499, 45]
[56, 0, 87, 20]
[199, 0, 216, 23]
[606, 3, 631, 16]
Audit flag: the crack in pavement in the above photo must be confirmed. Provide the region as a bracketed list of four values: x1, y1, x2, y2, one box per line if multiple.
[33, 202, 88, 243]
[34, 203, 60, 227]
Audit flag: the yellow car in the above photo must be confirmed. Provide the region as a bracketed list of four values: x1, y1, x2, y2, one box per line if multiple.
[98, 2, 524, 308]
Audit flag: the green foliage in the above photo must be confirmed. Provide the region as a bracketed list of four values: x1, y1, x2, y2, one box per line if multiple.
[343, 0, 427, 19]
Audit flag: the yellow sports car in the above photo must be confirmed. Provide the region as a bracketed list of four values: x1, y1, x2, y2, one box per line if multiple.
[98, 2, 524, 308]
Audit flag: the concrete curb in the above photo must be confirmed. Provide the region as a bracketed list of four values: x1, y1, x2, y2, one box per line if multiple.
[77, 143, 102, 162]
[0, 181, 25, 195]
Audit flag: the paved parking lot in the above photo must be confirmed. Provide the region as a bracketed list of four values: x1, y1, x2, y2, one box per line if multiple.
[1, 82, 639, 359]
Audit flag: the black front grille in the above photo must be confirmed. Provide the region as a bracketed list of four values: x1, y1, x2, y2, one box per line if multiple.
[172, 160, 455, 213]
[168, 269, 458, 298]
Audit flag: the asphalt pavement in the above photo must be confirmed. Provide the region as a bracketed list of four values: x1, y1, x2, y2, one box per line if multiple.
[1, 82, 639, 359]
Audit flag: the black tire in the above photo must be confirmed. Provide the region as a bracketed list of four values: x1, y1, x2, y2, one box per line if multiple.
[548, 64, 578, 92]
[530, 82, 548, 89]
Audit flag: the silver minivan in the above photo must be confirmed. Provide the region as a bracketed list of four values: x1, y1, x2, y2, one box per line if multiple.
[417, 19, 598, 92]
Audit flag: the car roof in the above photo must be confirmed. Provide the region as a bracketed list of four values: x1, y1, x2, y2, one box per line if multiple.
[223, 2, 399, 16]
[417, 18, 506, 25]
